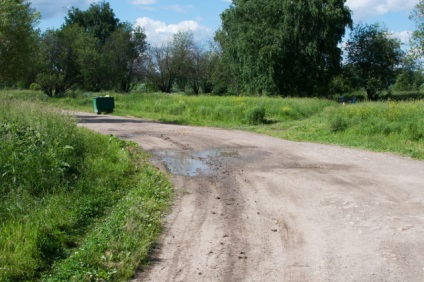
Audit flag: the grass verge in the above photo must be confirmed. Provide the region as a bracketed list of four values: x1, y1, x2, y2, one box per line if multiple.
[0, 97, 173, 281]
[37, 90, 424, 160]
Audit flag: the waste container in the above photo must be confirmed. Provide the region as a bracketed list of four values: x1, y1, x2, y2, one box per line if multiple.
[93, 96, 115, 114]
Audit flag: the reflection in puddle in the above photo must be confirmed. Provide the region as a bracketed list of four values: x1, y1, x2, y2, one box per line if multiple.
[157, 149, 239, 177]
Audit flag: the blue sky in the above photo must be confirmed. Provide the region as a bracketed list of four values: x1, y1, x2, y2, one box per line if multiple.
[32, 0, 419, 47]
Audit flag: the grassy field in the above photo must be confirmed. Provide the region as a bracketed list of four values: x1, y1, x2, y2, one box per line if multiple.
[35, 90, 424, 160]
[0, 98, 173, 281]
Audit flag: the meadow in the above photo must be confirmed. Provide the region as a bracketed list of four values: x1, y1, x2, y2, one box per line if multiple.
[44, 90, 424, 160]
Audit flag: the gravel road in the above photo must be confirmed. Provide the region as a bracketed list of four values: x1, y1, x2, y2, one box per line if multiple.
[76, 112, 424, 282]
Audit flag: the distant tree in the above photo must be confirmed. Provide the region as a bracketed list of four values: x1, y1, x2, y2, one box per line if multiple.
[345, 23, 404, 100]
[170, 31, 196, 92]
[217, 0, 352, 96]
[64, 1, 122, 91]
[143, 45, 176, 93]
[64, 1, 120, 45]
[410, 0, 424, 58]
[35, 26, 92, 96]
[142, 31, 203, 94]
[186, 45, 209, 94]
[392, 56, 424, 91]
[0, 0, 40, 85]
[103, 24, 148, 92]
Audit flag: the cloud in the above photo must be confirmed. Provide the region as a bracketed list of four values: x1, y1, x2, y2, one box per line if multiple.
[346, 0, 417, 21]
[164, 5, 193, 13]
[130, 0, 157, 5]
[30, 0, 94, 19]
[392, 30, 412, 45]
[135, 17, 212, 46]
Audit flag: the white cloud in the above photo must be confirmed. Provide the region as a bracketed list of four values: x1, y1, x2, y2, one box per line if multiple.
[164, 5, 193, 13]
[30, 0, 94, 19]
[392, 30, 412, 45]
[135, 17, 212, 46]
[346, 0, 417, 21]
[130, 0, 157, 5]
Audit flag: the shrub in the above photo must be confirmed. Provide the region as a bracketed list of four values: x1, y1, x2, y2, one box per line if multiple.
[407, 122, 424, 141]
[329, 114, 348, 132]
[245, 106, 266, 125]
[29, 83, 42, 91]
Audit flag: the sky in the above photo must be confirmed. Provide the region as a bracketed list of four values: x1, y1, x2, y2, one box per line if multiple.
[32, 0, 420, 48]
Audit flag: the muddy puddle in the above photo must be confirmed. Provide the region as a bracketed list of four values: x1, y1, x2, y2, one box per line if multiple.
[157, 149, 239, 176]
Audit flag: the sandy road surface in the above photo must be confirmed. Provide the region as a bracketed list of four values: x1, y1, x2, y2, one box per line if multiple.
[75, 112, 424, 281]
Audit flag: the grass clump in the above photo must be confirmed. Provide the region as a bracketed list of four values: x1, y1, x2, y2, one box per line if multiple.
[0, 99, 173, 281]
[245, 106, 266, 125]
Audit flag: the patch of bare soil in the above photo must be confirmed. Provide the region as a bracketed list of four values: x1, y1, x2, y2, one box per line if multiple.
[76, 112, 424, 282]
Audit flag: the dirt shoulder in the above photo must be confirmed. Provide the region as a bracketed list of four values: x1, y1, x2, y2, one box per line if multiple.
[76, 112, 424, 282]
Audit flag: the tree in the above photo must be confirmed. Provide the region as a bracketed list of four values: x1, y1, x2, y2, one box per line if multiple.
[142, 31, 197, 93]
[64, 1, 120, 45]
[103, 24, 148, 92]
[217, 0, 351, 96]
[0, 0, 40, 85]
[143, 44, 176, 93]
[35, 26, 91, 96]
[410, 0, 424, 58]
[345, 23, 404, 100]
[391, 56, 424, 91]
[64, 1, 122, 91]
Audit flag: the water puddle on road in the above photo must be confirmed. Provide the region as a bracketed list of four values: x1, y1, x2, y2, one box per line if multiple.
[157, 149, 239, 177]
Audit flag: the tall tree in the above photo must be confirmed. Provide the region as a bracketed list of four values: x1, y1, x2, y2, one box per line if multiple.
[35, 25, 93, 96]
[217, 0, 351, 96]
[64, 1, 120, 45]
[103, 24, 148, 92]
[143, 45, 176, 93]
[345, 23, 404, 100]
[0, 0, 40, 85]
[64, 1, 122, 91]
[410, 0, 424, 58]
[142, 31, 196, 93]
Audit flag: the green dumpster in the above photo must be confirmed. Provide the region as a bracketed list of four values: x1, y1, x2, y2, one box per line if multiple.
[93, 96, 115, 114]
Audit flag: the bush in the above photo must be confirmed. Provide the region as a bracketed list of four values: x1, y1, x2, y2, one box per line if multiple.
[329, 114, 348, 132]
[29, 83, 42, 91]
[245, 106, 266, 125]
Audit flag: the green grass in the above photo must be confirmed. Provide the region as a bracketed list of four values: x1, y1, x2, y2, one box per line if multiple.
[0, 98, 173, 281]
[39, 90, 424, 160]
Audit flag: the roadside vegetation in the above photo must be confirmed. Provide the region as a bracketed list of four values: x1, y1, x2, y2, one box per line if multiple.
[3, 90, 423, 161]
[0, 98, 173, 281]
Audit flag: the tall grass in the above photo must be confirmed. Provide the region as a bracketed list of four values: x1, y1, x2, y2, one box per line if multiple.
[0, 99, 173, 281]
[4, 90, 423, 160]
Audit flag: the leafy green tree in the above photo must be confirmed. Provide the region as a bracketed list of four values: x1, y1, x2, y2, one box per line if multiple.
[63, 1, 122, 91]
[0, 0, 40, 85]
[103, 24, 148, 92]
[345, 23, 404, 100]
[36, 25, 95, 96]
[217, 0, 351, 96]
[392, 56, 424, 91]
[64, 1, 120, 45]
[410, 0, 424, 58]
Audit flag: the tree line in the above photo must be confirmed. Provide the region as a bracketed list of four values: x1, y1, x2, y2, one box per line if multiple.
[2, 0, 424, 99]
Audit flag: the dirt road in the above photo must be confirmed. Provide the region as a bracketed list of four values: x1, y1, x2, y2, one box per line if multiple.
[76, 112, 424, 282]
